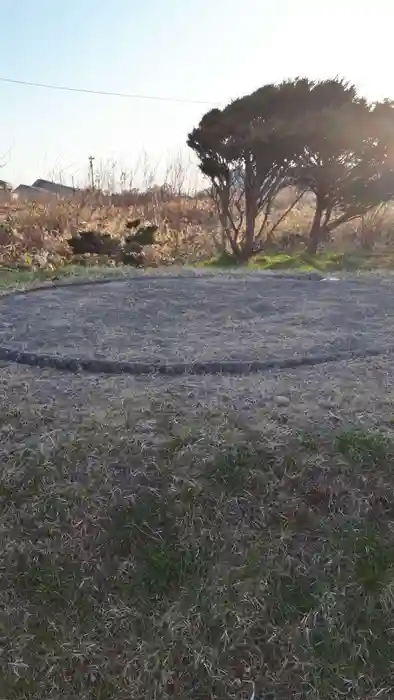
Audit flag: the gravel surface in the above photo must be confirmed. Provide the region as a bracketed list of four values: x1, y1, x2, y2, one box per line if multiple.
[0, 271, 393, 372]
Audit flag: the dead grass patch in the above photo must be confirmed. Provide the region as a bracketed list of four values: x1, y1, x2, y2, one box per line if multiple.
[4, 189, 394, 271]
[0, 359, 394, 697]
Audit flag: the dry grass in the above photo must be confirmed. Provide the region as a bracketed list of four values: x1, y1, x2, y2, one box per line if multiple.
[0, 189, 220, 269]
[3, 174, 394, 695]
[3, 185, 394, 271]
[1, 356, 394, 698]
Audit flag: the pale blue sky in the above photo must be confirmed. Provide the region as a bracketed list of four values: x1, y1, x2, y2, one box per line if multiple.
[1, 0, 393, 188]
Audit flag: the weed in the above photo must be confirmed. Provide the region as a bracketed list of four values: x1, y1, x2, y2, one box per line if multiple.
[298, 430, 319, 451]
[335, 428, 389, 465]
[206, 445, 262, 494]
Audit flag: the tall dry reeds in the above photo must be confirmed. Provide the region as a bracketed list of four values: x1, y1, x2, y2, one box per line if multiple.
[2, 155, 394, 269]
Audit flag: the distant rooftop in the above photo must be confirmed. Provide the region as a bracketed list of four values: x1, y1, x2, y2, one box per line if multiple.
[12, 184, 57, 200]
[32, 179, 79, 194]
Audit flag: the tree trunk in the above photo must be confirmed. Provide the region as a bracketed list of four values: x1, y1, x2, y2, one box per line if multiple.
[239, 216, 256, 262]
[240, 155, 257, 263]
[307, 195, 325, 255]
[215, 181, 240, 258]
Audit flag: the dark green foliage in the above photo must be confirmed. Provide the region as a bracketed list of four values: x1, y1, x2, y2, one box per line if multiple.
[291, 96, 394, 253]
[67, 231, 120, 256]
[122, 223, 158, 266]
[67, 222, 158, 267]
[125, 224, 158, 246]
[188, 76, 394, 259]
[121, 243, 145, 266]
[187, 80, 306, 262]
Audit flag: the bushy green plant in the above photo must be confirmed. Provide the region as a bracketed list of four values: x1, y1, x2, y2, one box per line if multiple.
[67, 221, 159, 267]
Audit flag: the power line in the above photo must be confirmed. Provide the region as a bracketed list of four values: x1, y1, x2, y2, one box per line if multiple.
[0, 75, 222, 106]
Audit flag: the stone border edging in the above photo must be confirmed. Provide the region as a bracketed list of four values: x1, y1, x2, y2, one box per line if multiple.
[0, 345, 389, 377]
[0, 273, 142, 298]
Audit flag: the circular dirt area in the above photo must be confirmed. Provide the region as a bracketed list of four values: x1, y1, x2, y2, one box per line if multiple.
[0, 272, 393, 373]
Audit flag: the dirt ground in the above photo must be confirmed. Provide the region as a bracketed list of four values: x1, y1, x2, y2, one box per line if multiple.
[1, 351, 393, 450]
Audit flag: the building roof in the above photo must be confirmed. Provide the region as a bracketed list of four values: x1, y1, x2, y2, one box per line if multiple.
[13, 184, 56, 197]
[32, 179, 78, 195]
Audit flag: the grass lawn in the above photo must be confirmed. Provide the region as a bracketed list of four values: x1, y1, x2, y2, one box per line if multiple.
[1, 401, 394, 698]
[204, 249, 394, 273]
[0, 264, 131, 292]
[2, 248, 394, 293]
[1, 260, 394, 697]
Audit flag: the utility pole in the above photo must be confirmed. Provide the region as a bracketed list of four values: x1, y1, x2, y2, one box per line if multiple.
[88, 155, 95, 190]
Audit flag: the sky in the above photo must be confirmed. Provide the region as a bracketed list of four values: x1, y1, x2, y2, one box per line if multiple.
[0, 0, 393, 189]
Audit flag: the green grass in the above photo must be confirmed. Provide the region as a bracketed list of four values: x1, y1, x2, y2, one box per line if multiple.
[204, 249, 394, 272]
[335, 427, 390, 465]
[2, 411, 394, 699]
[3, 248, 394, 292]
[0, 264, 138, 291]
